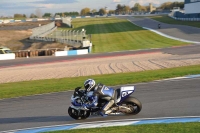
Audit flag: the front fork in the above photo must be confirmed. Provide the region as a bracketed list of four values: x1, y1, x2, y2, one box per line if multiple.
[70, 105, 89, 116]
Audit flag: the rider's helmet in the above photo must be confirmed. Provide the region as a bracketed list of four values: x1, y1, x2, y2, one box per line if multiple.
[84, 79, 96, 92]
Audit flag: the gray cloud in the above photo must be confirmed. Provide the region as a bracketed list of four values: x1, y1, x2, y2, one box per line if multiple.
[0, 3, 45, 10]
[0, 1, 29, 9]
[30, 0, 79, 4]
[0, 0, 78, 10]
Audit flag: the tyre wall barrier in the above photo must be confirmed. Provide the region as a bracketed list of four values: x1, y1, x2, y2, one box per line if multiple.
[55, 49, 88, 56]
[14, 49, 58, 58]
[0, 53, 15, 60]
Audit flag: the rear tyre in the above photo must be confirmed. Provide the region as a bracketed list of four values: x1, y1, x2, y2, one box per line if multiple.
[122, 96, 142, 115]
[68, 107, 90, 120]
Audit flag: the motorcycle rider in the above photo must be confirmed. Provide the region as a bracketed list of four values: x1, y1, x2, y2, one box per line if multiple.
[83, 79, 115, 117]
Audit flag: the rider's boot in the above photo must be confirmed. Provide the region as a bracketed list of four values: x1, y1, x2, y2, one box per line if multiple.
[100, 100, 114, 117]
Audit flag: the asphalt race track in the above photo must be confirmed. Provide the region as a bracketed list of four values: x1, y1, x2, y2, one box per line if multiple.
[122, 16, 200, 42]
[0, 77, 200, 131]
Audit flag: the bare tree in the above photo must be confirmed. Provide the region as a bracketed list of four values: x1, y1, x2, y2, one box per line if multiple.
[30, 13, 37, 18]
[35, 8, 42, 18]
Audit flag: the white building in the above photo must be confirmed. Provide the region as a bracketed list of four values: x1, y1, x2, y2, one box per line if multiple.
[184, 0, 200, 15]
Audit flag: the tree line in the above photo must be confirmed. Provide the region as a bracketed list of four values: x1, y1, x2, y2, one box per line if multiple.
[80, 1, 184, 15]
[13, 1, 184, 19]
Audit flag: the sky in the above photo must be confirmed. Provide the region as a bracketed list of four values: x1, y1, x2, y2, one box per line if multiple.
[0, 0, 184, 17]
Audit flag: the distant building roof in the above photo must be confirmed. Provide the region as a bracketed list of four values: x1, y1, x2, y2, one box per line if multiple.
[55, 15, 61, 18]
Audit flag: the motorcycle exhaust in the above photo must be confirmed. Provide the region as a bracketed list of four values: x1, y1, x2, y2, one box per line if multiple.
[118, 106, 132, 113]
[110, 112, 122, 115]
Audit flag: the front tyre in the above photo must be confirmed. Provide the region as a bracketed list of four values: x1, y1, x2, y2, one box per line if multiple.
[68, 107, 90, 120]
[122, 96, 142, 115]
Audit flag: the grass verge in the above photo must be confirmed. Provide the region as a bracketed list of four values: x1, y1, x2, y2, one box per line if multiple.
[0, 65, 200, 99]
[46, 122, 200, 133]
[149, 15, 200, 28]
[59, 17, 187, 53]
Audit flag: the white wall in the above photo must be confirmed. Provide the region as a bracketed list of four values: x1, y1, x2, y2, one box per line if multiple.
[55, 51, 68, 56]
[185, 2, 200, 14]
[77, 49, 88, 55]
[0, 54, 15, 60]
[55, 49, 88, 57]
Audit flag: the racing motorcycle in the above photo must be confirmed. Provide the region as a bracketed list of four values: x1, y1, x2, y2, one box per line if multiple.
[68, 86, 142, 120]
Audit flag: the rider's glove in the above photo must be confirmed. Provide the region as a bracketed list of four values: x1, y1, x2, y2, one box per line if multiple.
[88, 96, 95, 102]
[82, 104, 89, 110]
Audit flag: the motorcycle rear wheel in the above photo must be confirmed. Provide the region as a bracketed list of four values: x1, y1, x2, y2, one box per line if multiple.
[68, 107, 90, 120]
[122, 96, 142, 115]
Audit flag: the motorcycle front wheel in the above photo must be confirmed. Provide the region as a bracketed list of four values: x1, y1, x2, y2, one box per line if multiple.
[68, 107, 90, 120]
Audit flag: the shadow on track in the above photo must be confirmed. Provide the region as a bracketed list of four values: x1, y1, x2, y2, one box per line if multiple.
[0, 116, 73, 124]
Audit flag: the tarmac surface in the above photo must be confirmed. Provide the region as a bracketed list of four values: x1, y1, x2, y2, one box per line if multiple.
[0, 77, 200, 131]
[0, 44, 200, 68]
[126, 17, 200, 42]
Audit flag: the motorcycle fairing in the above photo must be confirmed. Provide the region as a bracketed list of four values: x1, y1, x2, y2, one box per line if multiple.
[100, 86, 115, 97]
[116, 86, 135, 104]
[71, 95, 82, 106]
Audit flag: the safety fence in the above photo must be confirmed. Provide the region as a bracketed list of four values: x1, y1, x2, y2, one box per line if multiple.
[29, 29, 89, 48]
[30, 21, 56, 39]
[168, 15, 200, 21]
[62, 17, 72, 27]
[168, 11, 200, 21]
[27, 16, 88, 47]
[45, 29, 87, 46]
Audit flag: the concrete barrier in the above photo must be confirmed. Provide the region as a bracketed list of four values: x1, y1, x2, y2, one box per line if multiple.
[15, 20, 21, 22]
[0, 53, 15, 60]
[2, 20, 10, 24]
[77, 49, 88, 55]
[55, 49, 88, 57]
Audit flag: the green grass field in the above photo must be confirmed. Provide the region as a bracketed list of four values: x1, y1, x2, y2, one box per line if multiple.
[149, 15, 200, 28]
[59, 17, 188, 53]
[1, 65, 200, 99]
[47, 122, 200, 133]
